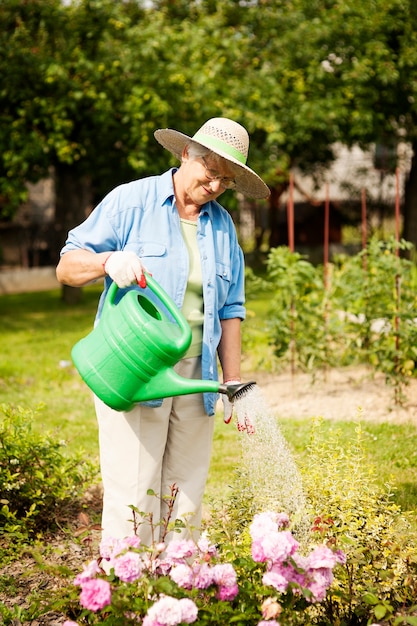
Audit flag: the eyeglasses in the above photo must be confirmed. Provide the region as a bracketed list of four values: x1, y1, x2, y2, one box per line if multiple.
[201, 157, 236, 190]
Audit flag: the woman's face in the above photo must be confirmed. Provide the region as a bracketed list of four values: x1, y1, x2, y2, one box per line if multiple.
[180, 152, 236, 206]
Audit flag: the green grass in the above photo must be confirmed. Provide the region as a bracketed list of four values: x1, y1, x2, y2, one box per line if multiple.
[1, 285, 417, 516]
[0, 286, 102, 454]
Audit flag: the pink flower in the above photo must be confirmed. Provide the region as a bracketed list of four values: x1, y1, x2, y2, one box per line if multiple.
[79, 578, 111, 612]
[335, 549, 347, 565]
[211, 563, 237, 588]
[217, 582, 238, 601]
[257, 621, 281, 626]
[261, 597, 282, 619]
[197, 535, 218, 559]
[99, 535, 141, 562]
[178, 598, 198, 623]
[145, 595, 197, 625]
[305, 569, 333, 602]
[113, 550, 143, 582]
[123, 535, 141, 550]
[63, 622, 79, 626]
[307, 545, 338, 569]
[250, 512, 279, 541]
[170, 563, 194, 589]
[251, 538, 266, 563]
[267, 530, 299, 562]
[99, 536, 123, 560]
[262, 570, 289, 593]
[252, 530, 299, 564]
[142, 617, 158, 626]
[276, 513, 290, 529]
[73, 559, 100, 585]
[165, 539, 196, 562]
[193, 562, 213, 589]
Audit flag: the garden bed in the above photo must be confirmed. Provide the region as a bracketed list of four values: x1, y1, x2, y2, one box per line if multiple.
[2, 365, 417, 624]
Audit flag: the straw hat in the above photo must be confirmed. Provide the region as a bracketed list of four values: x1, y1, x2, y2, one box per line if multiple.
[154, 117, 270, 199]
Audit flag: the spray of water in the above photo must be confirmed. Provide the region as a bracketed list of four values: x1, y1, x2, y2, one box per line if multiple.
[235, 385, 311, 542]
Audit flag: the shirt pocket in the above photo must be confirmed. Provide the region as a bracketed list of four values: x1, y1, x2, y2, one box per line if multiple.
[124, 241, 167, 268]
[216, 261, 231, 309]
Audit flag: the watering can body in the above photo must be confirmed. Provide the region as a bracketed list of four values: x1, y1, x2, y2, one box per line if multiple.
[71, 274, 219, 411]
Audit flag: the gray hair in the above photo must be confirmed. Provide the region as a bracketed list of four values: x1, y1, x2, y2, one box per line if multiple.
[185, 140, 240, 177]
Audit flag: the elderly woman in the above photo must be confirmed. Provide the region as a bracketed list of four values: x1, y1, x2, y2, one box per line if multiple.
[56, 117, 270, 546]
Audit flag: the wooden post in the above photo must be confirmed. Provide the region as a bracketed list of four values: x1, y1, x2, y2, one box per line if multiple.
[394, 168, 401, 402]
[361, 188, 367, 271]
[287, 172, 294, 252]
[287, 172, 296, 376]
[324, 183, 330, 290]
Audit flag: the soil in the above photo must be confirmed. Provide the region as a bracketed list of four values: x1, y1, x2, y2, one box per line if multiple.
[2, 366, 417, 624]
[255, 365, 417, 426]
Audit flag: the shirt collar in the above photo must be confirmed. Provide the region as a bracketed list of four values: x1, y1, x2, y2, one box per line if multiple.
[158, 167, 218, 218]
[159, 168, 177, 206]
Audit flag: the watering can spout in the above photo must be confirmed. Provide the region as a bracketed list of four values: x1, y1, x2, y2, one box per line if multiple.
[133, 371, 256, 406]
[132, 367, 219, 404]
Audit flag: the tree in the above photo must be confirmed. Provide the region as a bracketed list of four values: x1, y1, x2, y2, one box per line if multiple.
[279, 0, 417, 245]
[3, 0, 417, 261]
[0, 0, 152, 255]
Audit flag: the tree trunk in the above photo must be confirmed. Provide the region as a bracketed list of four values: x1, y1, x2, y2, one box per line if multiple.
[53, 164, 93, 304]
[402, 141, 417, 249]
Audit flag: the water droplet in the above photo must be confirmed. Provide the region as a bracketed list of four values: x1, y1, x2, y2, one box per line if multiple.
[235, 385, 310, 541]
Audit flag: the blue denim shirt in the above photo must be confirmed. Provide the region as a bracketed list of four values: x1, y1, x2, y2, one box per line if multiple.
[61, 168, 246, 416]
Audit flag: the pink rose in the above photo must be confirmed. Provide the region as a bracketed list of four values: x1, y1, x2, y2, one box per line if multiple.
[79, 578, 111, 612]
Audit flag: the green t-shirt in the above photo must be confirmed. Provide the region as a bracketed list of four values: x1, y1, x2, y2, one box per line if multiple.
[180, 219, 204, 358]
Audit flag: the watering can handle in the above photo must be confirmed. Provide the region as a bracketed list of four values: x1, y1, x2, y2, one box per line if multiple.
[105, 273, 191, 338]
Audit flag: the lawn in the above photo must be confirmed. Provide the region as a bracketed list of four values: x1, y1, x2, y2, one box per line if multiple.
[1, 283, 417, 516]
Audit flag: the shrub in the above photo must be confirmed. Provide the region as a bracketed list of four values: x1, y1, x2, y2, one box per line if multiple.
[260, 238, 417, 399]
[203, 418, 417, 625]
[58, 508, 344, 626]
[0, 403, 97, 542]
[300, 418, 417, 625]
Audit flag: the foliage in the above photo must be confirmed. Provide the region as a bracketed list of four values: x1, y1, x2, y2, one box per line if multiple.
[0, 403, 97, 542]
[259, 237, 417, 400]
[55, 500, 343, 626]
[3, 0, 417, 243]
[265, 247, 330, 372]
[0, 285, 103, 452]
[300, 418, 417, 625]
[331, 237, 417, 394]
[203, 420, 417, 626]
[40, 417, 417, 626]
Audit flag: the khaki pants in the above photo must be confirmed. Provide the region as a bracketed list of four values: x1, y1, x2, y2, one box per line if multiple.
[95, 357, 215, 546]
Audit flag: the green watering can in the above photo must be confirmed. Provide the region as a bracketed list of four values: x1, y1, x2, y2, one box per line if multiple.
[71, 273, 255, 412]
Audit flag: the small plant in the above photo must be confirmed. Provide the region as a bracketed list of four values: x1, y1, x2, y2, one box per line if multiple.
[263, 246, 336, 373]
[0, 403, 97, 543]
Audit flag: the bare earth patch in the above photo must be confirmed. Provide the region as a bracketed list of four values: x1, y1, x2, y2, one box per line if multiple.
[255, 365, 417, 426]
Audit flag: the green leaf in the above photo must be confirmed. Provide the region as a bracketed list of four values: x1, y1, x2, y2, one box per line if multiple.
[362, 591, 380, 605]
[374, 604, 388, 620]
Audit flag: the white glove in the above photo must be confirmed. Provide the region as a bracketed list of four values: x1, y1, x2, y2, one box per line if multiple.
[222, 379, 255, 435]
[104, 251, 147, 288]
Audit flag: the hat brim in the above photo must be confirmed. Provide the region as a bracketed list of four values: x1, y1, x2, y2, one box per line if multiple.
[154, 128, 270, 200]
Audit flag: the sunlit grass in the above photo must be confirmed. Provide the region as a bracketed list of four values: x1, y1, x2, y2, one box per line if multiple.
[1, 284, 417, 520]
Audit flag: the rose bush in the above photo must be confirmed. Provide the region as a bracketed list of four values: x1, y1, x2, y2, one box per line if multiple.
[63, 511, 345, 626]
